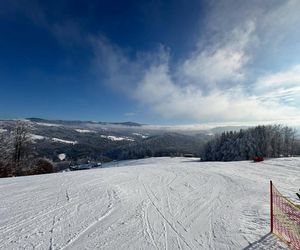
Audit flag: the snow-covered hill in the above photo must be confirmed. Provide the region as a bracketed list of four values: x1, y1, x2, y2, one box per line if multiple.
[1, 157, 299, 249]
[0, 119, 211, 162]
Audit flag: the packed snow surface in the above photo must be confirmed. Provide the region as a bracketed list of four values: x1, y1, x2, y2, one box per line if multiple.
[75, 129, 95, 133]
[36, 122, 61, 127]
[1, 157, 299, 250]
[100, 135, 134, 141]
[30, 134, 45, 141]
[52, 138, 78, 145]
[132, 133, 149, 138]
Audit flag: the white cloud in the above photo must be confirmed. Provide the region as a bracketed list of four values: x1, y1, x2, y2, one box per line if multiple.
[181, 21, 256, 86]
[134, 61, 300, 123]
[256, 65, 300, 89]
[254, 65, 300, 105]
[92, 0, 300, 125]
[259, 0, 300, 45]
[91, 37, 142, 93]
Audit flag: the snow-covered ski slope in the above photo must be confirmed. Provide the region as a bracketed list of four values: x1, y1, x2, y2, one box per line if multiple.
[1, 157, 299, 250]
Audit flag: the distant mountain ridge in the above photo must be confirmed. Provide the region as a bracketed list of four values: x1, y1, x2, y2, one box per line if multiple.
[0, 118, 210, 163]
[26, 118, 142, 127]
[0, 118, 264, 164]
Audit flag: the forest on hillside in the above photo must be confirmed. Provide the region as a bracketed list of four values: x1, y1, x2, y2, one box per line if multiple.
[202, 125, 299, 161]
[1, 121, 300, 177]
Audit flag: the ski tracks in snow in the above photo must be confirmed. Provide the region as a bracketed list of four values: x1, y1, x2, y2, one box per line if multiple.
[59, 189, 119, 250]
[0, 157, 293, 250]
[141, 182, 194, 249]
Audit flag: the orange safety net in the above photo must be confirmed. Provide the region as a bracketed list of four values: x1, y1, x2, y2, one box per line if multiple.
[271, 182, 300, 250]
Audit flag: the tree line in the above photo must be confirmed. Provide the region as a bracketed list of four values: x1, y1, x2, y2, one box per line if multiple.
[202, 125, 298, 161]
[0, 121, 55, 177]
[1, 122, 299, 177]
[106, 133, 206, 160]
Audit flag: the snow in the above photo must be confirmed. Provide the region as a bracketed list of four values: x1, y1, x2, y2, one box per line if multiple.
[132, 133, 149, 139]
[30, 134, 45, 140]
[36, 122, 61, 127]
[101, 135, 134, 141]
[1, 157, 299, 249]
[75, 129, 95, 133]
[52, 138, 78, 145]
[0, 128, 7, 133]
[58, 153, 66, 161]
[30, 135, 76, 145]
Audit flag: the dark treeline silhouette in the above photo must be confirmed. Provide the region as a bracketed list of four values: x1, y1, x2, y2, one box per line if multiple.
[202, 125, 297, 161]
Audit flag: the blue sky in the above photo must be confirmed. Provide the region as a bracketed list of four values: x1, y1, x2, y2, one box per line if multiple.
[1, 0, 300, 125]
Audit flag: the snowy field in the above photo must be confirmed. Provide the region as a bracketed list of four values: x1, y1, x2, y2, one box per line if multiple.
[1, 157, 300, 250]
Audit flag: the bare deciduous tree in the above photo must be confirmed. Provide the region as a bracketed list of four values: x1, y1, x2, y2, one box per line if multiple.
[0, 131, 14, 177]
[11, 121, 32, 175]
[1, 121, 58, 177]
